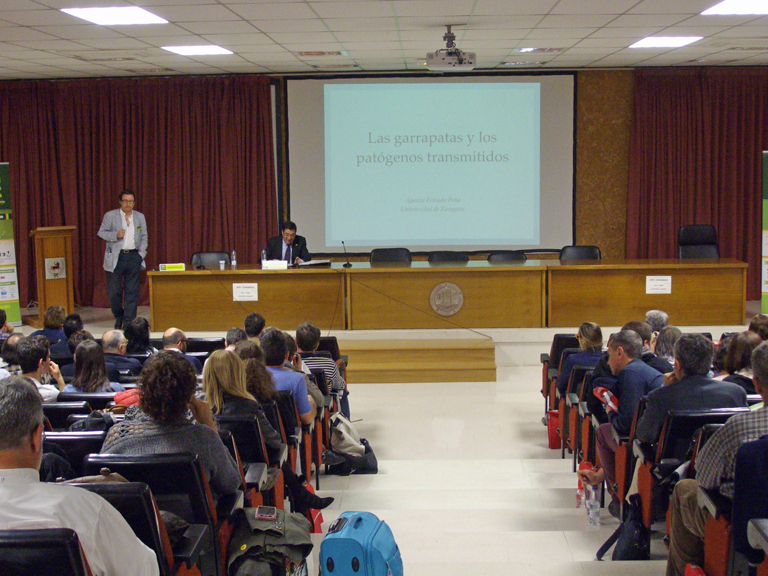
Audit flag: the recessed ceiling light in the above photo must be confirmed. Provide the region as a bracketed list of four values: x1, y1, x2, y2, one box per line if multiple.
[61, 7, 167, 25]
[702, 0, 768, 15]
[629, 37, 702, 48]
[162, 46, 233, 56]
[512, 47, 564, 53]
[517, 47, 536, 53]
[502, 61, 543, 66]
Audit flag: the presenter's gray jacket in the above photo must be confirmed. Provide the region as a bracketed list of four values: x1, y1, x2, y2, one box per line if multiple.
[97, 208, 148, 272]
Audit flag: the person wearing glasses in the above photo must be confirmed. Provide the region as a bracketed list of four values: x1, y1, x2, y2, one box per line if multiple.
[97, 189, 148, 329]
[162, 327, 203, 373]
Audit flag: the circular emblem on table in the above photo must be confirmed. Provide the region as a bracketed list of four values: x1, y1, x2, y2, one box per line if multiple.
[429, 282, 464, 316]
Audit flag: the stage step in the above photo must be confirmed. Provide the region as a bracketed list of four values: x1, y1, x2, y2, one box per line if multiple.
[339, 338, 496, 383]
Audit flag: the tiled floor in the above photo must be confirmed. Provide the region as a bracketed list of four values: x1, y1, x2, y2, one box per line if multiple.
[307, 366, 669, 575]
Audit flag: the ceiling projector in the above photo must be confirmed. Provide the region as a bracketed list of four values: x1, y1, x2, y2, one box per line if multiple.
[426, 25, 476, 71]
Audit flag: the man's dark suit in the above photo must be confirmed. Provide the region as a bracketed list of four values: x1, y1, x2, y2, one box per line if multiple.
[103, 353, 143, 376]
[635, 374, 747, 444]
[265, 235, 311, 263]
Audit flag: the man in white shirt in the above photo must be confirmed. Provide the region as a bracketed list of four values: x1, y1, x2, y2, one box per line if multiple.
[18, 336, 64, 402]
[0, 376, 159, 576]
[97, 189, 148, 329]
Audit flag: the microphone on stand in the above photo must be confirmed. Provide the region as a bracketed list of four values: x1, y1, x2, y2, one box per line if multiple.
[342, 241, 353, 268]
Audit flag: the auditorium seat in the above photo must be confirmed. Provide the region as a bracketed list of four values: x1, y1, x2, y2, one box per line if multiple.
[43, 401, 91, 431]
[369, 247, 411, 265]
[0, 528, 91, 576]
[678, 224, 719, 259]
[427, 250, 469, 263]
[487, 250, 526, 263]
[559, 245, 601, 260]
[57, 392, 116, 411]
[43, 430, 109, 476]
[190, 251, 231, 269]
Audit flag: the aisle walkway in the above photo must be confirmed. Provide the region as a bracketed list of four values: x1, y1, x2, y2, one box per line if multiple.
[308, 366, 668, 575]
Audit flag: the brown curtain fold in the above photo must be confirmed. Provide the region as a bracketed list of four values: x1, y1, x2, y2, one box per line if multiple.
[627, 67, 768, 301]
[0, 74, 276, 308]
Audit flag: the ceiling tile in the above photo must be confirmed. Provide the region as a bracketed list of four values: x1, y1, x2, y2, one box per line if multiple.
[228, 2, 317, 20]
[392, 1, 475, 18]
[310, 2, 393, 19]
[472, 0, 557, 16]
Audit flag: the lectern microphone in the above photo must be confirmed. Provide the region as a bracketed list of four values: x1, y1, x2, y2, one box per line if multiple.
[342, 241, 352, 268]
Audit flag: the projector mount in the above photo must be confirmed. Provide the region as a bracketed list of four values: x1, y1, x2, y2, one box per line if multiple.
[426, 25, 476, 70]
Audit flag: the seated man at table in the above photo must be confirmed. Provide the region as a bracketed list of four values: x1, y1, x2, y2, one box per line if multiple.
[260, 327, 316, 425]
[636, 334, 747, 445]
[666, 341, 768, 576]
[0, 376, 159, 576]
[264, 221, 311, 265]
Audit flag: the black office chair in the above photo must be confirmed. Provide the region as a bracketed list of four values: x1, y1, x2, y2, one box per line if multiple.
[0, 528, 90, 576]
[678, 225, 719, 258]
[190, 251, 230, 269]
[427, 250, 469, 263]
[369, 247, 411, 265]
[559, 245, 601, 260]
[487, 250, 526, 263]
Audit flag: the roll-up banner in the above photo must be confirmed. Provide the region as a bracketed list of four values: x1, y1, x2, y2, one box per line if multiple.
[0, 164, 21, 325]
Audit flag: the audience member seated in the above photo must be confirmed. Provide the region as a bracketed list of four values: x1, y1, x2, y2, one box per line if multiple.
[623, 320, 673, 374]
[283, 331, 324, 414]
[244, 312, 266, 342]
[29, 305, 66, 344]
[0, 376, 158, 576]
[645, 309, 669, 333]
[124, 316, 157, 357]
[203, 350, 332, 512]
[749, 314, 768, 341]
[0, 309, 14, 346]
[161, 327, 202, 373]
[234, 339, 264, 363]
[19, 336, 64, 402]
[636, 334, 748, 445]
[666, 341, 768, 576]
[260, 328, 316, 425]
[101, 351, 241, 498]
[62, 340, 125, 394]
[721, 331, 762, 394]
[50, 313, 83, 356]
[244, 357, 278, 404]
[296, 322, 350, 417]
[0, 332, 18, 378]
[579, 330, 664, 517]
[653, 325, 683, 365]
[225, 327, 248, 352]
[555, 321, 603, 395]
[61, 330, 121, 381]
[102, 329, 143, 376]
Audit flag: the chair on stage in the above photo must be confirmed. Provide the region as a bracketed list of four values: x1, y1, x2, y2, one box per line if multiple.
[427, 250, 469, 263]
[190, 251, 231, 269]
[487, 250, 526, 263]
[678, 225, 719, 259]
[559, 245, 601, 260]
[369, 247, 411, 265]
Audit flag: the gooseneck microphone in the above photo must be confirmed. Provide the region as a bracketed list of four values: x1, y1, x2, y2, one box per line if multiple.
[342, 241, 352, 268]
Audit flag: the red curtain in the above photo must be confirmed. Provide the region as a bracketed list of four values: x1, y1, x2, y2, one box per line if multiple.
[0, 75, 276, 308]
[627, 67, 768, 300]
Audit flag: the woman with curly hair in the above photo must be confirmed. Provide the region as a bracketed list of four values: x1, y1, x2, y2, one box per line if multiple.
[203, 350, 332, 512]
[62, 339, 124, 393]
[101, 350, 241, 497]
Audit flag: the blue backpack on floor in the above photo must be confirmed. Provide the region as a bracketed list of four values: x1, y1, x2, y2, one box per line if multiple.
[319, 512, 403, 576]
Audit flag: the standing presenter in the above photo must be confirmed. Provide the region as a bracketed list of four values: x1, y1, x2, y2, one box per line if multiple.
[97, 189, 148, 329]
[265, 221, 311, 265]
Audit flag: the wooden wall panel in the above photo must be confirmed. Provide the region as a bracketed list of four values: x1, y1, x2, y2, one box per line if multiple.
[575, 70, 634, 258]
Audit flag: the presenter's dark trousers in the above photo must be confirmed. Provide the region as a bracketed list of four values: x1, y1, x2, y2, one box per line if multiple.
[106, 249, 141, 329]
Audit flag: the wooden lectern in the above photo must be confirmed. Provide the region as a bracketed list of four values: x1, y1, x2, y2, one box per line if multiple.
[25, 226, 76, 328]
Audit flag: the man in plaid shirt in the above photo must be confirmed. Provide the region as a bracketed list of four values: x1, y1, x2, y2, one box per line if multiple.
[666, 340, 768, 576]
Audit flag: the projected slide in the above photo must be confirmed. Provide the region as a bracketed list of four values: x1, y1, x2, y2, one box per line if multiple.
[323, 83, 540, 247]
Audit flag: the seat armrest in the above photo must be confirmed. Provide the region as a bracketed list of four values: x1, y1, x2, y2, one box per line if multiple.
[566, 393, 579, 407]
[652, 458, 682, 481]
[548, 367, 558, 379]
[748, 519, 768, 553]
[540, 353, 549, 364]
[216, 490, 244, 521]
[244, 463, 268, 489]
[579, 401, 590, 418]
[275, 444, 288, 467]
[611, 426, 628, 446]
[633, 439, 655, 464]
[173, 524, 210, 569]
[591, 414, 602, 429]
[302, 420, 315, 434]
[323, 396, 333, 409]
[697, 486, 731, 519]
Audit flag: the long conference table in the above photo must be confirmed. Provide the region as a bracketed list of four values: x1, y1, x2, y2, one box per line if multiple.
[148, 259, 747, 331]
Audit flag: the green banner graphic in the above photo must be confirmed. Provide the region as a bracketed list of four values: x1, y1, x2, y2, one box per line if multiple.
[0, 164, 21, 324]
